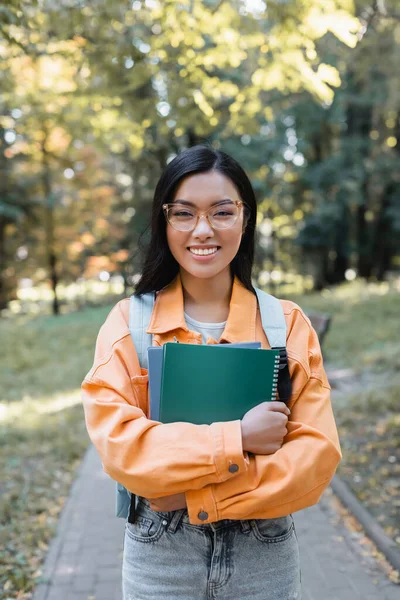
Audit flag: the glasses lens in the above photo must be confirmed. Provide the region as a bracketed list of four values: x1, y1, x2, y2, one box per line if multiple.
[209, 203, 239, 229]
[166, 202, 241, 231]
[168, 205, 197, 231]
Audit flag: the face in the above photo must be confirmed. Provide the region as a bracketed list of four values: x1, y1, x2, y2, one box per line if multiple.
[165, 171, 246, 281]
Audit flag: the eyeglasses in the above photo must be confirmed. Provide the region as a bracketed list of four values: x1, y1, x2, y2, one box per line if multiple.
[163, 200, 243, 232]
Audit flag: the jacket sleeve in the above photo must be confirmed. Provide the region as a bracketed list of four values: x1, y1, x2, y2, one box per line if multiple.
[81, 304, 248, 498]
[185, 310, 342, 525]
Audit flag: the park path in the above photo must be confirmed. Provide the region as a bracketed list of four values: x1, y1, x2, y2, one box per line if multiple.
[32, 444, 399, 600]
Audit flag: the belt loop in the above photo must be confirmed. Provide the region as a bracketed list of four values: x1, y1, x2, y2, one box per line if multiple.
[240, 519, 251, 533]
[166, 509, 186, 533]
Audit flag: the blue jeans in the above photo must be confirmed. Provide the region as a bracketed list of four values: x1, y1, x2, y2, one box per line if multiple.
[122, 496, 301, 600]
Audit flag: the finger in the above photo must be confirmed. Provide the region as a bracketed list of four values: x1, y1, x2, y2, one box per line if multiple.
[268, 401, 291, 415]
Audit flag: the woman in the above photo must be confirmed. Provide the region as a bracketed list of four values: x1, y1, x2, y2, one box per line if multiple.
[82, 145, 342, 600]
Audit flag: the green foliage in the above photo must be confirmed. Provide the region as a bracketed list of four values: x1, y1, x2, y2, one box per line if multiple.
[291, 280, 400, 371]
[1, 0, 400, 309]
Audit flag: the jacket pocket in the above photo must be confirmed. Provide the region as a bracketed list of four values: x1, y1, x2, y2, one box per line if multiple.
[130, 368, 149, 416]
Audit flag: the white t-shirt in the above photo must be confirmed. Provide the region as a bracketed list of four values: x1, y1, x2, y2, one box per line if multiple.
[184, 312, 227, 344]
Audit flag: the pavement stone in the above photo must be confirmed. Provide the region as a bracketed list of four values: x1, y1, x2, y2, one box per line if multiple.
[32, 444, 399, 600]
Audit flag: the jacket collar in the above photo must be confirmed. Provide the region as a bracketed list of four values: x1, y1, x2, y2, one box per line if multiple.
[147, 273, 258, 343]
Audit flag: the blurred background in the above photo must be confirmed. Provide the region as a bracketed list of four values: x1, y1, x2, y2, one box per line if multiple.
[0, 1, 399, 598]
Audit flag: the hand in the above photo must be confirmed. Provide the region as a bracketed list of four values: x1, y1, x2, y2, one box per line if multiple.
[148, 493, 187, 512]
[241, 401, 290, 455]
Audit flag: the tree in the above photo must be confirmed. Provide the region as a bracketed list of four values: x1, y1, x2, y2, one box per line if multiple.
[7, 0, 400, 308]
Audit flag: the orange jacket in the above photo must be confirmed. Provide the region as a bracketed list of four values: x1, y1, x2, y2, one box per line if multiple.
[81, 274, 342, 525]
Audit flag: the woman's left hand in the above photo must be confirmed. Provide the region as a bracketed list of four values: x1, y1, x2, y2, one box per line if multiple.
[148, 493, 187, 512]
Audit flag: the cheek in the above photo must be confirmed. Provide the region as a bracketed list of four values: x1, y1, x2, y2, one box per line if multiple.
[166, 227, 186, 259]
[223, 225, 244, 254]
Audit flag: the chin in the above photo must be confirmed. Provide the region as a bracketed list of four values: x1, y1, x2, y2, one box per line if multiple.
[180, 261, 230, 281]
[190, 269, 221, 280]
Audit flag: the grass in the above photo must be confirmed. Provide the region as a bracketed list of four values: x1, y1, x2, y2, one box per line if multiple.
[0, 278, 399, 598]
[0, 305, 114, 404]
[0, 404, 89, 599]
[336, 382, 400, 550]
[289, 279, 400, 553]
[289, 278, 400, 373]
[0, 303, 113, 600]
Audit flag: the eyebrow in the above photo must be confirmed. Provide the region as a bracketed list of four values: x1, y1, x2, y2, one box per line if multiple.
[172, 199, 235, 206]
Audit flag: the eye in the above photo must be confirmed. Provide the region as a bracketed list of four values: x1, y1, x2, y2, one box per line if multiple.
[212, 208, 235, 218]
[215, 210, 234, 216]
[172, 210, 194, 217]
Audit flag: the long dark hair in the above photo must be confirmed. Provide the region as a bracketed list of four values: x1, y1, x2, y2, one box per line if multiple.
[134, 145, 257, 296]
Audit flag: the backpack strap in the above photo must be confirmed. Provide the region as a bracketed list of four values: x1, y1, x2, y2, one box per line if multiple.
[254, 287, 286, 348]
[115, 292, 155, 520]
[129, 293, 155, 369]
[254, 287, 292, 404]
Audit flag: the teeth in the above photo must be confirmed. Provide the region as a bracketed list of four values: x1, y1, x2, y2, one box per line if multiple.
[189, 247, 218, 256]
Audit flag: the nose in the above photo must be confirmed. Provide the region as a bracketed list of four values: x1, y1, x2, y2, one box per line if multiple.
[192, 215, 214, 238]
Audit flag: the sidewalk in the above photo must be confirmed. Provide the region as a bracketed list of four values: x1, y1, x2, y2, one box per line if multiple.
[32, 445, 399, 600]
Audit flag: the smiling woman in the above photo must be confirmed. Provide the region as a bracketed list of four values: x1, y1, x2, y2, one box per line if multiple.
[135, 145, 256, 300]
[164, 174, 247, 292]
[82, 144, 341, 600]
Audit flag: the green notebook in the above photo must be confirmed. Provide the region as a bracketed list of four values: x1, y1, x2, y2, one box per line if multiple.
[159, 343, 281, 425]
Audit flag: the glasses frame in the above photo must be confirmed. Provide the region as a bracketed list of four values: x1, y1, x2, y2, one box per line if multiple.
[162, 200, 243, 232]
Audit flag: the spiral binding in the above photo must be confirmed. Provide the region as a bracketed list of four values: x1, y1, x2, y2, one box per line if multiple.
[272, 353, 280, 399]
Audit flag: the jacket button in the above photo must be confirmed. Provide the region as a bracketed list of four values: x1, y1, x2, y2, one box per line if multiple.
[229, 463, 239, 473]
[198, 511, 208, 521]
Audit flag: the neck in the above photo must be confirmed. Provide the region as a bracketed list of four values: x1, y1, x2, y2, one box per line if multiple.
[180, 267, 233, 322]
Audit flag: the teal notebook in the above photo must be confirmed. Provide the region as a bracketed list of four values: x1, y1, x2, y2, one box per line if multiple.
[159, 343, 281, 425]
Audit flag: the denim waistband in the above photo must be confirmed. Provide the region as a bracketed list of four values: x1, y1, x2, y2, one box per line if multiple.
[136, 496, 252, 532]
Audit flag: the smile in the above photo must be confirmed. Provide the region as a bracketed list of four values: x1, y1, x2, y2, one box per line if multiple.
[188, 247, 219, 256]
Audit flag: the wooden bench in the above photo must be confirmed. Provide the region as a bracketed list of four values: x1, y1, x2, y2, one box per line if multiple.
[306, 311, 332, 348]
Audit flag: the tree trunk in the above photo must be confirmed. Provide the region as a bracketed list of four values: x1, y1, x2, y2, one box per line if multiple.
[375, 111, 400, 280]
[330, 201, 349, 283]
[42, 140, 60, 316]
[331, 253, 348, 284]
[303, 248, 328, 291]
[376, 240, 392, 282]
[345, 70, 373, 279]
[373, 182, 393, 281]
[0, 217, 7, 311]
[319, 248, 330, 290]
[356, 203, 372, 278]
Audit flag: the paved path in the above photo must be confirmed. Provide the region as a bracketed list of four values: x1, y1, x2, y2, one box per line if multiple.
[32, 445, 399, 600]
